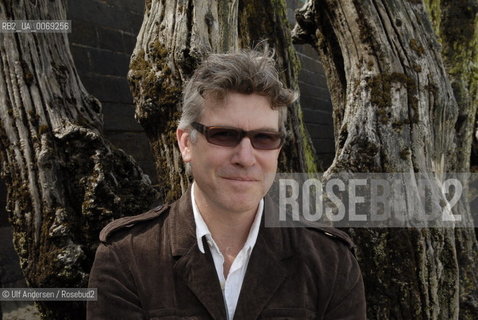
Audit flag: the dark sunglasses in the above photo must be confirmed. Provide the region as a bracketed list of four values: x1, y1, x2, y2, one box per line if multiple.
[191, 122, 284, 150]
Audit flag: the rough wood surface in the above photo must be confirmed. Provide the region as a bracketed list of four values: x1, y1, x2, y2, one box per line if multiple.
[423, 0, 478, 174]
[423, 1, 478, 317]
[128, 0, 319, 203]
[0, 1, 157, 318]
[293, 0, 477, 318]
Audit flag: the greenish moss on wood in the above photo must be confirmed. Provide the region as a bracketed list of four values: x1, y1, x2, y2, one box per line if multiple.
[145, 0, 152, 12]
[400, 148, 411, 160]
[367, 59, 374, 70]
[298, 119, 318, 173]
[412, 63, 422, 73]
[366, 72, 416, 108]
[409, 39, 425, 56]
[366, 72, 417, 124]
[151, 110, 184, 203]
[129, 41, 182, 134]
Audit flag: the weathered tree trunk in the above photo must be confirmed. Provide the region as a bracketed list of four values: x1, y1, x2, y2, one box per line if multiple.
[423, 0, 478, 172]
[293, 0, 477, 318]
[128, 0, 318, 203]
[423, 1, 478, 317]
[0, 1, 158, 318]
[422, 0, 478, 174]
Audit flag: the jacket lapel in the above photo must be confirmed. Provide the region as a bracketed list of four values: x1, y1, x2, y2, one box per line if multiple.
[233, 197, 294, 320]
[169, 187, 228, 320]
[173, 242, 227, 320]
[168, 188, 291, 320]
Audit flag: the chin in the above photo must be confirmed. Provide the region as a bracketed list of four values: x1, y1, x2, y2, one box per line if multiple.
[223, 194, 261, 213]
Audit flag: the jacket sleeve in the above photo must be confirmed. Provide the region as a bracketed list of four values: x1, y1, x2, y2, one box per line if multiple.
[324, 248, 367, 320]
[87, 242, 144, 320]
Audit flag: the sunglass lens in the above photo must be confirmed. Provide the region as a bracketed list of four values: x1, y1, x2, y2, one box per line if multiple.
[252, 132, 282, 150]
[207, 128, 241, 147]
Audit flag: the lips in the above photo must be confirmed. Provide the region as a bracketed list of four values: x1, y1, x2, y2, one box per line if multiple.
[222, 176, 259, 181]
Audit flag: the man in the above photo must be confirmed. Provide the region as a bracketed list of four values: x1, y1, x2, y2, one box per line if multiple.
[87, 48, 366, 319]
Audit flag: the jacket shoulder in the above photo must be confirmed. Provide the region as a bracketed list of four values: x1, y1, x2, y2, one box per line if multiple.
[99, 204, 169, 243]
[304, 226, 356, 253]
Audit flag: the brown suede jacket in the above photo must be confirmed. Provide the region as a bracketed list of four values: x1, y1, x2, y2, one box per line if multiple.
[87, 188, 366, 320]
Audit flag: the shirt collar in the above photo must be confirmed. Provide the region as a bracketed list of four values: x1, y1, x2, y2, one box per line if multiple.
[191, 182, 264, 254]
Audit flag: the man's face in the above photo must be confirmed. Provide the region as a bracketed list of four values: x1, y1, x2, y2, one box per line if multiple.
[177, 92, 281, 215]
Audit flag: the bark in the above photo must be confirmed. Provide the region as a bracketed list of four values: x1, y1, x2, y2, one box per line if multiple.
[0, 1, 158, 319]
[293, 0, 477, 319]
[128, 0, 318, 203]
[422, 0, 478, 172]
[423, 0, 478, 317]
[423, 0, 478, 174]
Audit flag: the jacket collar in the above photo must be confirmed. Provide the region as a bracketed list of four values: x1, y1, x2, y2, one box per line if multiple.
[169, 185, 197, 257]
[168, 186, 294, 320]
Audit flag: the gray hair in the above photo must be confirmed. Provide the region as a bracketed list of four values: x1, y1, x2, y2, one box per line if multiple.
[178, 47, 298, 133]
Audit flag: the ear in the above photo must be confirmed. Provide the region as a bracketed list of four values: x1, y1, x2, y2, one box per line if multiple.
[177, 128, 192, 163]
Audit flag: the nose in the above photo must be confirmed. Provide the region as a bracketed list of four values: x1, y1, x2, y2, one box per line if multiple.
[231, 137, 256, 167]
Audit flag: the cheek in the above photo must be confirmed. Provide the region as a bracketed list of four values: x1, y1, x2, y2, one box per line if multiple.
[261, 152, 280, 171]
[192, 148, 228, 170]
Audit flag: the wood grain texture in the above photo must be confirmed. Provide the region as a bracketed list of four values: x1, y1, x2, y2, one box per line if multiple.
[0, 1, 157, 318]
[293, 0, 477, 318]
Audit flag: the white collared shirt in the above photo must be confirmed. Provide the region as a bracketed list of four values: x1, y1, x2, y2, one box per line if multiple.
[192, 182, 263, 320]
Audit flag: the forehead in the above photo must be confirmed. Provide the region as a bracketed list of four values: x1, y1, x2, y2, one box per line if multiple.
[200, 92, 279, 130]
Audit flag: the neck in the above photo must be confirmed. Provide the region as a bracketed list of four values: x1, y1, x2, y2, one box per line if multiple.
[202, 204, 257, 252]
[200, 203, 258, 278]
[194, 189, 259, 256]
